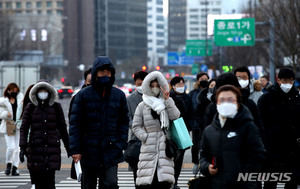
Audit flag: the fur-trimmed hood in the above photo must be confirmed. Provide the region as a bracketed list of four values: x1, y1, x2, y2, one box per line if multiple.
[142, 71, 169, 98]
[29, 81, 58, 106]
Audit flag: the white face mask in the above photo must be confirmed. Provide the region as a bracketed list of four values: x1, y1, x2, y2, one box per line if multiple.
[37, 92, 49, 100]
[238, 79, 249, 88]
[207, 92, 213, 101]
[136, 86, 143, 94]
[280, 83, 293, 93]
[175, 87, 185, 94]
[151, 87, 160, 96]
[217, 102, 238, 118]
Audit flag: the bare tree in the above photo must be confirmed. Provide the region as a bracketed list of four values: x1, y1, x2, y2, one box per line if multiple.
[260, 0, 300, 72]
[0, 12, 21, 60]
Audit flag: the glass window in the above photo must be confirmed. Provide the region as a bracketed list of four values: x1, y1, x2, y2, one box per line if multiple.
[26, 2, 31, 8]
[16, 2, 21, 8]
[156, 7, 163, 13]
[148, 47, 153, 51]
[190, 15, 198, 19]
[156, 24, 164, 29]
[147, 31, 152, 34]
[157, 48, 165, 53]
[156, 0, 163, 5]
[6, 2, 12, 8]
[216, 1, 222, 5]
[156, 32, 164, 37]
[26, 10, 32, 14]
[0, 3, 2, 8]
[157, 40, 164, 45]
[147, 7, 152, 10]
[156, 16, 164, 21]
[37, 10, 42, 14]
[36, 2, 42, 8]
[147, 23, 152, 26]
[47, 10, 52, 15]
[148, 39, 152, 42]
[16, 11, 22, 15]
[57, 2, 63, 7]
[190, 9, 198, 12]
[47, 2, 52, 7]
[57, 10, 63, 15]
[147, 15, 152, 18]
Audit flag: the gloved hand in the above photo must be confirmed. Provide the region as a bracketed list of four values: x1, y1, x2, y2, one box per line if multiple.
[192, 163, 199, 175]
[19, 148, 27, 163]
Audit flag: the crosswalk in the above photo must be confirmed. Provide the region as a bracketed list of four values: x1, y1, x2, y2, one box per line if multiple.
[0, 170, 291, 189]
[0, 172, 31, 188]
[56, 169, 193, 189]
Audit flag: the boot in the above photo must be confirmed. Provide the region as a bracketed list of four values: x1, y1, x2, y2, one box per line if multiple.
[11, 166, 20, 176]
[5, 163, 12, 175]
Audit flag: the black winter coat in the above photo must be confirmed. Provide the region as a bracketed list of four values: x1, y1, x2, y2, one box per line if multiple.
[203, 89, 265, 142]
[257, 83, 300, 170]
[170, 89, 197, 131]
[200, 105, 266, 189]
[195, 87, 212, 131]
[20, 102, 69, 171]
[69, 57, 129, 168]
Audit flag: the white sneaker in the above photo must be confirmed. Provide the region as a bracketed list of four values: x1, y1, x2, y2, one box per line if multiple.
[31, 184, 35, 189]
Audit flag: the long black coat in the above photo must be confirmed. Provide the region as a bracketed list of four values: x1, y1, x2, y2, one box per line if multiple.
[20, 81, 69, 172]
[257, 83, 300, 170]
[69, 57, 129, 168]
[200, 105, 266, 189]
[170, 89, 197, 131]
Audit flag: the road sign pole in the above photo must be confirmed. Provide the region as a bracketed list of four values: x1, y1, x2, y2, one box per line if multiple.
[269, 18, 275, 84]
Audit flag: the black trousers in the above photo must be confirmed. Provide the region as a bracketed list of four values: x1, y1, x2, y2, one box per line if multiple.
[191, 129, 201, 164]
[81, 164, 118, 189]
[29, 170, 55, 189]
[174, 149, 186, 186]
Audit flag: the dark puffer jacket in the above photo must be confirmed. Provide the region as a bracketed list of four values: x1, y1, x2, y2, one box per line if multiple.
[195, 87, 212, 131]
[20, 81, 69, 171]
[257, 83, 300, 170]
[200, 104, 266, 189]
[169, 89, 196, 131]
[69, 57, 129, 168]
[203, 89, 265, 143]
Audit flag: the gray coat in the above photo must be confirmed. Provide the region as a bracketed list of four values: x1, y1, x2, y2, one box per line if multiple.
[132, 71, 180, 185]
[127, 90, 143, 141]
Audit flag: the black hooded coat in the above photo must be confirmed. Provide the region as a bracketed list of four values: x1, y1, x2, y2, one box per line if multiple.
[69, 57, 129, 168]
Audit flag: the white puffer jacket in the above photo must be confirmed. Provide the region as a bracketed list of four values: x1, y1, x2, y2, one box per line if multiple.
[0, 93, 24, 133]
[132, 71, 180, 186]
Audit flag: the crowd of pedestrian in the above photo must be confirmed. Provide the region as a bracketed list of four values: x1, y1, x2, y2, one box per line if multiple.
[1, 56, 299, 189]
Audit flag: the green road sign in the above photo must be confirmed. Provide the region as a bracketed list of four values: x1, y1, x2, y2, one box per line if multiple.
[186, 40, 213, 56]
[214, 18, 255, 46]
[191, 63, 199, 74]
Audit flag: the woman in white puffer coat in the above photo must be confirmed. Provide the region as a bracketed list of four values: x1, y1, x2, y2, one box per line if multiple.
[132, 71, 180, 189]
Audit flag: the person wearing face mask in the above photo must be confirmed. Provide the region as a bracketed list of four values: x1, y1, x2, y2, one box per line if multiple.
[69, 57, 129, 189]
[191, 79, 216, 173]
[19, 80, 70, 189]
[200, 85, 266, 189]
[234, 66, 263, 105]
[0, 83, 24, 176]
[126, 70, 148, 188]
[132, 71, 180, 188]
[169, 76, 196, 189]
[188, 72, 209, 111]
[257, 68, 300, 189]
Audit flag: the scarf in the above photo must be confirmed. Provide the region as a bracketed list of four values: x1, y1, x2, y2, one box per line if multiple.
[142, 94, 170, 129]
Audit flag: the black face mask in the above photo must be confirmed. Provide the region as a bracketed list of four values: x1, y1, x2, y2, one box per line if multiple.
[96, 76, 112, 88]
[199, 80, 209, 88]
[10, 92, 18, 98]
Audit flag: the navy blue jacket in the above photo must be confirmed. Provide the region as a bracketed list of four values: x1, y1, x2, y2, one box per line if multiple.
[69, 57, 129, 168]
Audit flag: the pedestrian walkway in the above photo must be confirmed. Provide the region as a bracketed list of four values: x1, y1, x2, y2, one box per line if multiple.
[0, 169, 289, 189]
[0, 171, 30, 188]
[56, 169, 194, 189]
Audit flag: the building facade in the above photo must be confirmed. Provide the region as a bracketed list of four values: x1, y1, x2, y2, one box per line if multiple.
[64, 0, 147, 85]
[147, 0, 165, 69]
[187, 0, 222, 40]
[168, 0, 186, 52]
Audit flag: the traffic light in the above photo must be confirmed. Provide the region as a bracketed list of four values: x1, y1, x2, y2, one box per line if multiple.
[142, 66, 147, 71]
[156, 66, 160, 70]
[61, 77, 65, 83]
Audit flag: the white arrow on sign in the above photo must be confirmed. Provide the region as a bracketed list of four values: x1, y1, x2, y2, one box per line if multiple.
[241, 34, 252, 44]
[227, 37, 233, 41]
